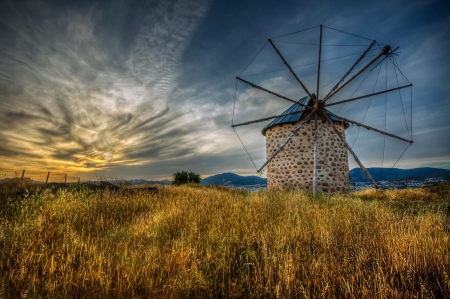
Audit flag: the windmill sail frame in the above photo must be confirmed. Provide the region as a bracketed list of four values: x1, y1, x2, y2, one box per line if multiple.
[232, 25, 413, 191]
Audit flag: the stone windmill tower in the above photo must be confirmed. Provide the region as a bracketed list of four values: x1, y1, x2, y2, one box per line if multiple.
[262, 96, 350, 192]
[232, 25, 413, 194]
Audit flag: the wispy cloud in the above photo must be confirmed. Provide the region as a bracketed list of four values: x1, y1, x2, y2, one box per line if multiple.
[1, 0, 449, 180]
[0, 0, 211, 174]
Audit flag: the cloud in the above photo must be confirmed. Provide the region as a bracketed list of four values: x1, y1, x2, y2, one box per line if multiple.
[0, 0, 212, 174]
[1, 0, 449, 180]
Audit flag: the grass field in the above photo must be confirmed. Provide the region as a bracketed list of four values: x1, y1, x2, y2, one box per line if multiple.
[0, 180, 449, 298]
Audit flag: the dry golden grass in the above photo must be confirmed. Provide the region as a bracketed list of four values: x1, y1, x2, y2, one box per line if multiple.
[0, 181, 449, 298]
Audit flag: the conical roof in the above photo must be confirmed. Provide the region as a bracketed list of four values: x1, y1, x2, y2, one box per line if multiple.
[261, 96, 344, 135]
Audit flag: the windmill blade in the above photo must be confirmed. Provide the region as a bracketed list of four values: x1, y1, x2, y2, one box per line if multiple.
[325, 40, 376, 98]
[326, 111, 413, 143]
[371, 46, 400, 70]
[231, 106, 315, 128]
[236, 76, 310, 108]
[325, 84, 412, 108]
[257, 109, 317, 173]
[268, 39, 314, 101]
[315, 24, 323, 101]
[322, 113, 379, 189]
[323, 45, 391, 102]
[313, 25, 324, 194]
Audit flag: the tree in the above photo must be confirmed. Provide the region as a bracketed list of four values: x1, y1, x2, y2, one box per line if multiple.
[172, 171, 201, 185]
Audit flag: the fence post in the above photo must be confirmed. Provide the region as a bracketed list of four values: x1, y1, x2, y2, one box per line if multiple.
[46, 172, 50, 185]
[64, 174, 67, 184]
[78, 177, 80, 185]
[21, 170, 25, 180]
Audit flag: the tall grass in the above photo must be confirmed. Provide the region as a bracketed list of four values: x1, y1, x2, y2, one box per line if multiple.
[0, 181, 449, 298]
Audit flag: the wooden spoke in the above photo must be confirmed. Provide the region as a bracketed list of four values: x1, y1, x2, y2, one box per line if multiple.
[371, 46, 399, 71]
[236, 76, 310, 109]
[316, 25, 323, 101]
[326, 111, 413, 143]
[231, 107, 314, 128]
[325, 84, 412, 108]
[322, 113, 379, 189]
[257, 109, 317, 173]
[323, 45, 391, 102]
[325, 40, 376, 98]
[268, 39, 314, 100]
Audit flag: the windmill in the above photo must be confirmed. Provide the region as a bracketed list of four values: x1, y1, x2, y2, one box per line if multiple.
[231, 25, 413, 194]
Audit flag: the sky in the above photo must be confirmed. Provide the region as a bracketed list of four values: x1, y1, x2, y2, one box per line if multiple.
[0, 0, 449, 181]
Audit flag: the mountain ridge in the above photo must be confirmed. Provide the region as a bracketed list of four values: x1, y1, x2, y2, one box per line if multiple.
[201, 172, 267, 186]
[349, 167, 450, 182]
[201, 167, 450, 186]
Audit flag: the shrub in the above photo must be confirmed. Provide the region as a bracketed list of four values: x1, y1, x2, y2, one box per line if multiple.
[172, 171, 201, 185]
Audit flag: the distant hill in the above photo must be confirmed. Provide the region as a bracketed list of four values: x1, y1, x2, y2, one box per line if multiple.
[201, 168, 450, 186]
[201, 172, 267, 186]
[3, 168, 447, 187]
[350, 167, 450, 182]
[2, 168, 448, 187]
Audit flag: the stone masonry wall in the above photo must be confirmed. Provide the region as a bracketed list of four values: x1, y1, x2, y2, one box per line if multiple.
[265, 119, 350, 193]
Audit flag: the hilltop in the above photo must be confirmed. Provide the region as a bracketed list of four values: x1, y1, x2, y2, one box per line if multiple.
[349, 167, 450, 182]
[200, 167, 450, 187]
[201, 172, 266, 186]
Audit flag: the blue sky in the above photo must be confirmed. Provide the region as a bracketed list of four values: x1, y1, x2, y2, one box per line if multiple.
[0, 0, 449, 180]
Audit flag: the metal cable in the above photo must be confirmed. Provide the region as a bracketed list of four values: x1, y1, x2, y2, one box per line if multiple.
[351, 62, 382, 147]
[393, 61, 411, 138]
[375, 41, 384, 51]
[238, 41, 268, 76]
[319, 74, 345, 90]
[234, 129, 258, 170]
[382, 143, 411, 181]
[323, 25, 383, 43]
[270, 25, 320, 39]
[392, 56, 413, 140]
[319, 53, 379, 92]
[381, 59, 387, 179]
[335, 55, 378, 114]
[275, 41, 372, 46]
[241, 50, 378, 78]
[391, 56, 411, 84]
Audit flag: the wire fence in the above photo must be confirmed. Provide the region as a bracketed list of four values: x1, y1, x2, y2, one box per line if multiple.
[0, 168, 91, 185]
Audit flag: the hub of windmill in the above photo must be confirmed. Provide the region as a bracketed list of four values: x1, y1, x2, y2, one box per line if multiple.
[315, 100, 325, 110]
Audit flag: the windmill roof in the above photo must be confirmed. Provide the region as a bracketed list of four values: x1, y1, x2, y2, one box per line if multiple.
[261, 96, 344, 135]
